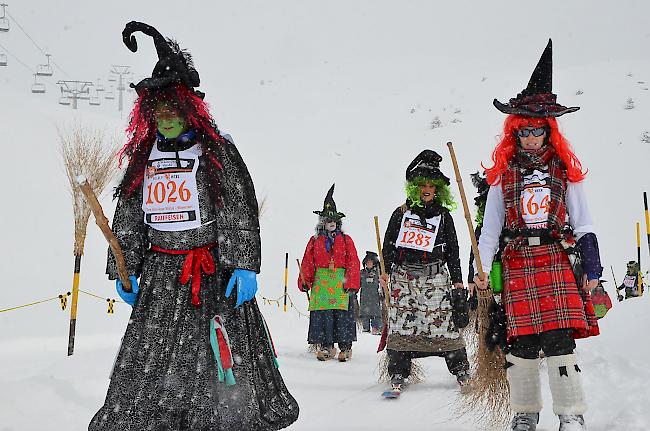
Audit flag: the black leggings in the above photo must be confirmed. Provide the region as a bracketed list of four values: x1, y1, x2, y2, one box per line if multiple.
[509, 329, 576, 359]
[387, 348, 469, 378]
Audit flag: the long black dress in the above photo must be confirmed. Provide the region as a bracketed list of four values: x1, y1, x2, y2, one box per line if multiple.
[89, 136, 299, 431]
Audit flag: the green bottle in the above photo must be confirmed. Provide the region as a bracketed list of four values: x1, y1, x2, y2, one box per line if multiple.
[490, 261, 503, 294]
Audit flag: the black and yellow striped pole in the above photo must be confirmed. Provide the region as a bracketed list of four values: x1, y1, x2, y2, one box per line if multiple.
[637, 222, 643, 296]
[283, 253, 289, 312]
[643, 192, 650, 260]
[68, 254, 82, 356]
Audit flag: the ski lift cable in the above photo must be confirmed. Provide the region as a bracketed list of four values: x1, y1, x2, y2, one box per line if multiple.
[6, 11, 72, 79]
[0, 41, 34, 74]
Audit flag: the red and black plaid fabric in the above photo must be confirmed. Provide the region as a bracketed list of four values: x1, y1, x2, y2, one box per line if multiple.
[500, 147, 599, 341]
[502, 146, 566, 251]
[502, 243, 599, 341]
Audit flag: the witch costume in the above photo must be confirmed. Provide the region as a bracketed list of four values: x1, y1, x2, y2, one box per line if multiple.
[88, 22, 298, 431]
[380, 150, 470, 387]
[359, 251, 383, 334]
[477, 39, 601, 431]
[298, 184, 360, 361]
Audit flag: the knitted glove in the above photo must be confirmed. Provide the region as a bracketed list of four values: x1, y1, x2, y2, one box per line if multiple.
[450, 288, 470, 329]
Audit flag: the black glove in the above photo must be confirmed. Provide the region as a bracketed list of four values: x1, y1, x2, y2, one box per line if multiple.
[485, 300, 508, 352]
[450, 288, 469, 329]
[468, 289, 478, 311]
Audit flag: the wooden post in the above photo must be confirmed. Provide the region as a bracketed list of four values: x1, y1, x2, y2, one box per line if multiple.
[67, 254, 82, 356]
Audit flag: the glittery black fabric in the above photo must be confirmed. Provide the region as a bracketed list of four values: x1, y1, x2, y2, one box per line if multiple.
[90, 140, 299, 431]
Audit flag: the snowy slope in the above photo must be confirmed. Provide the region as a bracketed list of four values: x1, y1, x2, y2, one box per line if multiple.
[1, 1, 650, 430]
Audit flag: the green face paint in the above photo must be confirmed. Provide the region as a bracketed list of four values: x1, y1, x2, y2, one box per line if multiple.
[154, 103, 188, 139]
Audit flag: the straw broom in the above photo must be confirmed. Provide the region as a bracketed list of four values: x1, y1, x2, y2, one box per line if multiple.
[60, 124, 119, 356]
[446, 142, 510, 428]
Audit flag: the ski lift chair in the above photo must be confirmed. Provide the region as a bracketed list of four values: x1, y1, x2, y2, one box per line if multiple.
[59, 95, 70, 106]
[104, 90, 115, 100]
[36, 54, 53, 76]
[0, 17, 8, 32]
[95, 80, 105, 92]
[89, 96, 101, 106]
[31, 75, 45, 94]
[0, 53, 6, 66]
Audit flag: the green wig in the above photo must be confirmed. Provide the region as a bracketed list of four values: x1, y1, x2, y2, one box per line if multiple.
[405, 176, 457, 211]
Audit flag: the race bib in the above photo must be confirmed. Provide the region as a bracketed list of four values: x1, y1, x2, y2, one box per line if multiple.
[623, 275, 636, 288]
[520, 185, 550, 229]
[142, 142, 203, 231]
[395, 210, 441, 253]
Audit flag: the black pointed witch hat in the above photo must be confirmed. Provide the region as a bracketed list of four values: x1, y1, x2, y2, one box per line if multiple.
[313, 184, 345, 220]
[362, 251, 379, 266]
[493, 39, 579, 117]
[405, 150, 450, 185]
[122, 21, 204, 98]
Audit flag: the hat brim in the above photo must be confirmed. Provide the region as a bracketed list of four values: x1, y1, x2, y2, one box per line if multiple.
[406, 170, 450, 185]
[493, 98, 579, 118]
[313, 210, 345, 219]
[132, 77, 205, 99]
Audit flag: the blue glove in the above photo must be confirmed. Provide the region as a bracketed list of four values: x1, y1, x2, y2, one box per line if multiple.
[116, 276, 139, 307]
[226, 269, 257, 308]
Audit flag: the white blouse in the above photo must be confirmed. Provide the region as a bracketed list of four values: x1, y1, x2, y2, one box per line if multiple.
[476, 178, 596, 275]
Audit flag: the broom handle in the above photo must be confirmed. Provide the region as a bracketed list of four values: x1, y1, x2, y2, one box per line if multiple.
[373, 216, 391, 309]
[78, 178, 132, 292]
[446, 141, 486, 281]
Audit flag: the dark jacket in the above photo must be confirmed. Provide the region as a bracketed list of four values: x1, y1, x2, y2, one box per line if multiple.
[382, 201, 462, 283]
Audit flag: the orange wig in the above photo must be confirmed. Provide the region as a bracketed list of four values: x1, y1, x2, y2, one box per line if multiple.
[483, 115, 586, 185]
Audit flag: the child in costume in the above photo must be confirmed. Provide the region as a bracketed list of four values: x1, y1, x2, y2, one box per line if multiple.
[379, 150, 470, 395]
[616, 261, 645, 300]
[474, 40, 601, 431]
[359, 251, 383, 335]
[89, 22, 298, 431]
[298, 184, 360, 362]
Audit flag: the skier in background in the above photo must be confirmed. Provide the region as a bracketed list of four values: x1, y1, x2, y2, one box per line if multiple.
[359, 251, 383, 335]
[616, 261, 645, 300]
[298, 184, 360, 362]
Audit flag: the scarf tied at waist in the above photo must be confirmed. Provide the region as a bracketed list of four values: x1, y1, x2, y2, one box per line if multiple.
[150, 243, 217, 307]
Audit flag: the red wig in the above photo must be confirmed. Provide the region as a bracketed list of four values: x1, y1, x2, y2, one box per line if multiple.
[483, 115, 586, 185]
[116, 84, 225, 198]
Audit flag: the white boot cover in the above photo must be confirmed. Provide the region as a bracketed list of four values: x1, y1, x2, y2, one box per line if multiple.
[547, 353, 587, 416]
[506, 354, 543, 413]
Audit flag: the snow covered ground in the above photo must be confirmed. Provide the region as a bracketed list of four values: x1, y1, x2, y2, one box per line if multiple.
[2, 1, 650, 430]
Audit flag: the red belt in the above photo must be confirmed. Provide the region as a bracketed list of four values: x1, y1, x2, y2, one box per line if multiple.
[150, 243, 217, 307]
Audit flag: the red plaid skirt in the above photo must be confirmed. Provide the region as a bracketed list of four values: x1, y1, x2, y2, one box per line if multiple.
[502, 243, 599, 342]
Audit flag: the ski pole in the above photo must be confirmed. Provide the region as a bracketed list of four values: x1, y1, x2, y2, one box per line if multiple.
[296, 259, 311, 301]
[283, 253, 288, 312]
[611, 265, 622, 302]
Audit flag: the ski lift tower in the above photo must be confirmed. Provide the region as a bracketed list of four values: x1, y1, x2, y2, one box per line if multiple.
[110, 65, 130, 115]
[0, 4, 10, 33]
[57, 80, 93, 109]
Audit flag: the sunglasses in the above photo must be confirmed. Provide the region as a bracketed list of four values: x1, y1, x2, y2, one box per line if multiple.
[517, 127, 546, 138]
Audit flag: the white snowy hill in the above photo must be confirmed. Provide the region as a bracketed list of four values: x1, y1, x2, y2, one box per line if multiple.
[1, 1, 649, 430]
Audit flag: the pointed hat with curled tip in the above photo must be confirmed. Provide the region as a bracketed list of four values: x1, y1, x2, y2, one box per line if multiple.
[122, 21, 204, 98]
[313, 184, 345, 220]
[493, 39, 579, 117]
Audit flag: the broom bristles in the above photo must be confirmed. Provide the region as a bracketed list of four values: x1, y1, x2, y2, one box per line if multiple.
[59, 123, 120, 255]
[456, 289, 511, 429]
